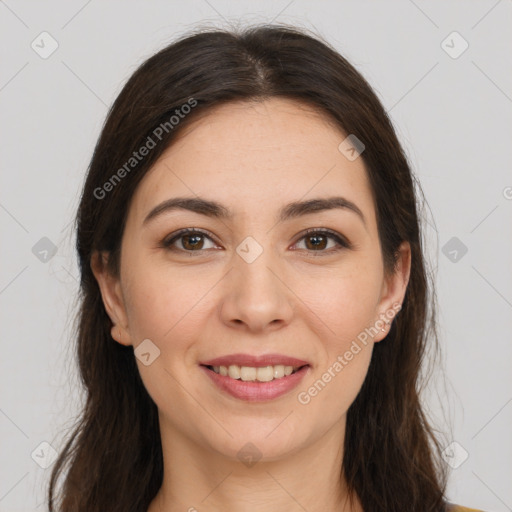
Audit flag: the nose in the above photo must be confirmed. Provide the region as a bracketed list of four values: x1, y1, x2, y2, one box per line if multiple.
[219, 249, 294, 333]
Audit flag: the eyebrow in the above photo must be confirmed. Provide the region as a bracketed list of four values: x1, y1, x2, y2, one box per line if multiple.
[143, 196, 366, 227]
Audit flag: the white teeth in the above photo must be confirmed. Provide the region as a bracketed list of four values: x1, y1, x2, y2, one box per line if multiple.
[228, 365, 241, 379]
[240, 366, 257, 381]
[273, 364, 285, 378]
[256, 366, 274, 382]
[211, 364, 302, 382]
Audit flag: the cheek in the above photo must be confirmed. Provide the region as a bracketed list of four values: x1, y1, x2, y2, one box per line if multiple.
[296, 257, 384, 339]
[297, 284, 376, 423]
[293, 259, 381, 405]
[121, 267, 210, 414]
[122, 261, 211, 343]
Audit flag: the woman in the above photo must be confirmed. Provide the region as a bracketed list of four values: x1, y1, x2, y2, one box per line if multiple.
[48, 24, 483, 512]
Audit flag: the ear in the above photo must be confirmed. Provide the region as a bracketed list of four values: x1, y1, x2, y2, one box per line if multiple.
[373, 241, 411, 342]
[90, 250, 132, 346]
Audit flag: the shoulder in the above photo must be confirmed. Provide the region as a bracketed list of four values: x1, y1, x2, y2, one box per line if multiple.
[447, 504, 486, 512]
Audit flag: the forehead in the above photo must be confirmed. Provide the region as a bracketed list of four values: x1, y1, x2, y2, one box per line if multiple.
[129, 97, 376, 225]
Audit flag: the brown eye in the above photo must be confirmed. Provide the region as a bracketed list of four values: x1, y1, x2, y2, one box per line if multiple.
[304, 233, 329, 250]
[293, 229, 351, 254]
[161, 227, 351, 256]
[181, 233, 205, 250]
[162, 229, 217, 253]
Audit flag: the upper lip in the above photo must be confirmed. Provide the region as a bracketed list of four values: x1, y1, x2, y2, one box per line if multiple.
[200, 353, 310, 368]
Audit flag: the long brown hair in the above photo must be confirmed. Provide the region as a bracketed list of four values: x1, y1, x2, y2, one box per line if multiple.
[48, 24, 450, 511]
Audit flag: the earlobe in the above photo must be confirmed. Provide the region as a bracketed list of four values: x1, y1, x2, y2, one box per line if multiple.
[90, 251, 132, 346]
[110, 324, 130, 346]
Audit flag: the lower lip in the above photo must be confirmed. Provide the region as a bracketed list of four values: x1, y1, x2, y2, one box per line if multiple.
[200, 365, 309, 402]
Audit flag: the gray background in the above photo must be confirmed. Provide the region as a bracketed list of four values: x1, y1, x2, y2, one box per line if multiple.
[1, 1, 511, 511]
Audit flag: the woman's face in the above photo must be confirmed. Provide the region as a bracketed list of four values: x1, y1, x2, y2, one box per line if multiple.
[93, 97, 410, 462]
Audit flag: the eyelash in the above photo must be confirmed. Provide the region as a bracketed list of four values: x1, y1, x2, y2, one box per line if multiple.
[160, 227, 351, 256]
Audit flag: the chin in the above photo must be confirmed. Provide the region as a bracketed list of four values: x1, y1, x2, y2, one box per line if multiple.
[204, 421, 309, 463]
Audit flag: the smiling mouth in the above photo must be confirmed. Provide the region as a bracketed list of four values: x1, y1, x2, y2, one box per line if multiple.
[202, 364, 308, 382]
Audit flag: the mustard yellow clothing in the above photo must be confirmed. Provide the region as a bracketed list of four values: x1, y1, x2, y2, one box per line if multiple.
[448, 505, 485, 512]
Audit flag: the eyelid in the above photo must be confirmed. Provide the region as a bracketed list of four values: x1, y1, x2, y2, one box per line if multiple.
[292, 227, 352, 252]
[160, 227, 352, 253]
[161, 227, 220, 250]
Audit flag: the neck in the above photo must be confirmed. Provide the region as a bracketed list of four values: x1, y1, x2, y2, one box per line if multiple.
[147, 414, 363, 512]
